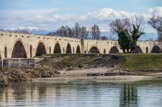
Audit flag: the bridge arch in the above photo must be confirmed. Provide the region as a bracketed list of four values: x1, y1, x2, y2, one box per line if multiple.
[36, 42, 46, 56]
[151, 46, 162, 53]
[89, 46, 100, 53]
[132, 46, 143, 53]
[11, 40, 27, 58]
[54, 43, 61, 54]
[76, 45, 81, 53]
[4, 47, 7, 58]
[66, 43, 72, 53]
[109, 46, 119, 53]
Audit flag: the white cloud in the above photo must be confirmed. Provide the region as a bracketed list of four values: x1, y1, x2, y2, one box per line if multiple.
[1, 7, 162, 32]
[148, 7, 162, 16]
[0, 8, 58, 16]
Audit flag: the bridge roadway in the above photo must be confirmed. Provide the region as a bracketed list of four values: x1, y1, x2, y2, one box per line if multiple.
[0, 31, 162, 60]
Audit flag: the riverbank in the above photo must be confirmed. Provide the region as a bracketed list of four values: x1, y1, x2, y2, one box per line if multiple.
[1, 54, 162, 86]
[33, 67, 155, 83]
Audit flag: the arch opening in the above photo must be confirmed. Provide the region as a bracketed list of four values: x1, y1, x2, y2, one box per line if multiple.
[131, 46, 143, 53]
[12, 41, 27, 58]
[151, 46, 162, 53]
[66, 44, 72, 53]
[146, 47, 149, 53]
[109, 46, 119, 53]
[4, 47, 7, 58]
[54, 43, 61, 53]
[89, 47, 100, 53]
[36, 43, 46, 56]
[76, 46, 81, 53]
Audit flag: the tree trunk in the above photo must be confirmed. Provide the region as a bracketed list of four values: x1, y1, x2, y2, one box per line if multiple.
[127, 49, 130, 53]
[123, 49, 126, 53]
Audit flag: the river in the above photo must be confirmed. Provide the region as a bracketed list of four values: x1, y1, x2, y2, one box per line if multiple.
[0, 79, 162, 107]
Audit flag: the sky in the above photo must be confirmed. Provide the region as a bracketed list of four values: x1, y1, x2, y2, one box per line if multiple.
[0, 0, 162, 33]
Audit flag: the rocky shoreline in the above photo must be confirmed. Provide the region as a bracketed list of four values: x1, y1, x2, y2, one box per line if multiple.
[0, 69, 59, 87]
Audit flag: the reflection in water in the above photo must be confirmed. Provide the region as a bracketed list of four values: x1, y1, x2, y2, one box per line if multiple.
[120, 84, 138, 107]
[0, 79, 162, 107]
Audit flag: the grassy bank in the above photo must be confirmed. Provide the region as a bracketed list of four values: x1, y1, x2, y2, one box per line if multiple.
[40, 53, 162, 70]
[115, 53, 162, 69]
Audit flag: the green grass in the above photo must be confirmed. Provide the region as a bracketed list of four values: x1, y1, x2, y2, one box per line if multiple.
[115, 53, 162, 69]
[44, 53, 99, 58]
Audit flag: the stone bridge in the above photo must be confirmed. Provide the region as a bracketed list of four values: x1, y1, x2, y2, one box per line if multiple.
[0, 31, 162, 60]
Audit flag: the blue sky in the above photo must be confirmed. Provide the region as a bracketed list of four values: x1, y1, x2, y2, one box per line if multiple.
[1, 0, 162, 13]
[0, 0, 162, 33]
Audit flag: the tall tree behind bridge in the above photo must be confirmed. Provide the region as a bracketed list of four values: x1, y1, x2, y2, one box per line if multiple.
[109, 18, 132, 53]
[91, 24, 101, 40]
[74, 23, 81, 38]
[101, 36, 107, 40]
[109, 17, 144, 53]
[130, 16, 144, 52]
[47, 23, 89, 39]
[80, 27, 89, 39]
[148, 16, 162, 41]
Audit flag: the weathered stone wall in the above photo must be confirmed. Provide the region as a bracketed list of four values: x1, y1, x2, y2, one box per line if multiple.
[3, 58, 43, 68]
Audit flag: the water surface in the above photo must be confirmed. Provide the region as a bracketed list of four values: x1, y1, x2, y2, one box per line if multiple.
[0, 79, 162, 107]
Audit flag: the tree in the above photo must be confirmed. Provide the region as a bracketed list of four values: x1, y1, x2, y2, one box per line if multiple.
[107, 35, 116, 40]
[46, 23, 89, 39]
[91, 24, 101, 40]
[109, 18, 132, 53]
[130, 16, 144, 52]
[80, 27, 89, 39]
[109, 17, 144, 53]
[74, 23, 81, 38]
[109, 18, 131, 34]
[148, 16, 162, 41]
[101, 36, 107, 40]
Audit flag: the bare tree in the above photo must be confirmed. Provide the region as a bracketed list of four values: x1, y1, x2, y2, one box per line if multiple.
[74, 23, 81, 38]
[101, 35, 107, 40]
[107, 35, 116, 40]
[91, 24, 101, 40]
[47, 32, 56, 35]
[47, 23, 89, 39]
[131, 16, 145, 34]
[148, 16, 162, 41]
[109, 18, 131, 34]
[80, 27, 89, 39]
